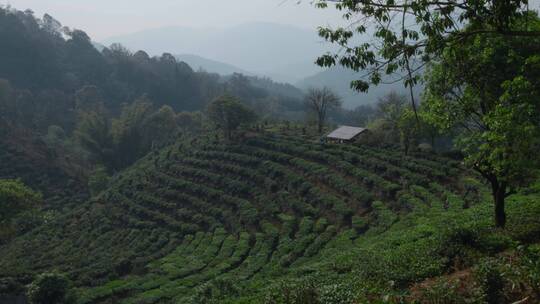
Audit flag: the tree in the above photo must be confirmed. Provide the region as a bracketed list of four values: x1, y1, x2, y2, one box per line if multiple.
[364, 91, 408, 147]
[27, 273, 75, 304]
[0, 179, 42, 241]
[343, 104, 376, 127]
[111, 97, 154, 169]
[74, 85, 104, 113]
[397, 108, 418, 155]
[304, 87, 342, 134]
[423, 18, 540, 228]
[0, 79, 14, 121]
[207, 95, 257, 140]
[376, 91, 407, 135]
[0, 179, 41, 224]
[176, 111, 203, 133]
[74, 110, 113, 166]
[314, 0, 540, 112]
[142, 105, 178, 149]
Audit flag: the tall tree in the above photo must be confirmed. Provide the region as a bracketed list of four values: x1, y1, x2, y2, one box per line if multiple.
[423, 18, 540, 228]
[207, 95, 257, 140]
[142, 105, 178, 149]
[304, 87, 342, 134]
[111, 97, 154, 169]
[376, 91, 408, 135]
[74, 110, 113, 166]
[397, 108, 418, 155]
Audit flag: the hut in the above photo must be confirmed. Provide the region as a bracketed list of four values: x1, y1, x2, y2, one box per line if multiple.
[326, 126, 368, 143]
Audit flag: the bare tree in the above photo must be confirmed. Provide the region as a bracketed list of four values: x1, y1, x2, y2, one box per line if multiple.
[304, 87, 342, 134]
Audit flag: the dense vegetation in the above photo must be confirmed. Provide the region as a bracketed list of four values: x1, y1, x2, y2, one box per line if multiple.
[0, 131, 460, 300]
[2, 130, 540, 303]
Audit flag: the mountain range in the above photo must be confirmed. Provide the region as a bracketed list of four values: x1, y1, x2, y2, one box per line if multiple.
[296, 66, 423, 108]
[101, 22, 331, 83]
[175, 54, 252, 76]
[102, 22, 421, 109]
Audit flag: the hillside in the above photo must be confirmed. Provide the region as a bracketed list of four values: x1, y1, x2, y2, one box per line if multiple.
[2, 129, 540, 303]
[0, 8, 304, 116]
[0, 131, 472, 300]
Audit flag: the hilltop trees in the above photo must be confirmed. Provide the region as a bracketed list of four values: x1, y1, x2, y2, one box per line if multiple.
[423, 18, 540, 228]
[304, 87, 342, 134]
[74, 97, 181, 171]
[207, 95, 257, 140]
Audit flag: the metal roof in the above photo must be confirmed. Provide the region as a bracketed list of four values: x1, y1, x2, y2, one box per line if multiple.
[326, 126, 367, 140]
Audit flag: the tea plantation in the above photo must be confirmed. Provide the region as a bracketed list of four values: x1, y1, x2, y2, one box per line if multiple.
[2, 133, 539, 303]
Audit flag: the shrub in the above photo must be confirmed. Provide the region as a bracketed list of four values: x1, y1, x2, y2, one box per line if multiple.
[191, 278, 239, 304]
[474, 258, 505, 304]
[264, 280, 320, 304]
[27, 273, 75, 304]
[351, 216, 368, 233]
[319, 283, 356, 304]
[414, 278, 481, 304]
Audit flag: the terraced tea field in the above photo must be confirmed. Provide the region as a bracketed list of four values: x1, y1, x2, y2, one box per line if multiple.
[40, 134, 464, 303]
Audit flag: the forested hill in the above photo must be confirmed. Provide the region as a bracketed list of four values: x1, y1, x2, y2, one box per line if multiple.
[0, 6, 305, 200]
[0, 7, 302, 114]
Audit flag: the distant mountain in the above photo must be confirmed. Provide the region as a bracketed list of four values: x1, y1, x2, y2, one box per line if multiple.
[101, 22, 334, 83]
[175, 54, 252, 76]
[297, 66, 422, 109]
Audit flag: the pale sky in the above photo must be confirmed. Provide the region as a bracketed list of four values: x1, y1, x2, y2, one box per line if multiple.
[3, 0, 344, 40]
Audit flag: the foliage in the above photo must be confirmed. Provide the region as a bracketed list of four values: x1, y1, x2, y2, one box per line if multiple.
[314, 0, 537, 95]
[207, 95, 257, 140]
[423, 17, 540, 227]
[88, 166, 110, 197]
[473, 258, 505, 304]
[74, 110, 113, 166]
[0, 179, 41, 223]
[397, 108, 418, 155]
[27, 273, 75, 304]
[0, 131, 474, 303]
[177, 111, 204, 133]
[0, 179, 42, 241]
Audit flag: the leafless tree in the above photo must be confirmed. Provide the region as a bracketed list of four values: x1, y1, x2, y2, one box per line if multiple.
[304, 87, 342, 134]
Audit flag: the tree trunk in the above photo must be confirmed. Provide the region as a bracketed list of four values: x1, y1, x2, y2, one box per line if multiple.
[494, 191, 506, 228]
[492, 181, 507, 228]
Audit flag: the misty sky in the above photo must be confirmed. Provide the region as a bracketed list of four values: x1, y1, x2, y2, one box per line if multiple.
[4, 0, 343, 40]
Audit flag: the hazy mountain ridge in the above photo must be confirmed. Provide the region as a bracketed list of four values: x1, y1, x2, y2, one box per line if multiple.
[101, 22, 333, 83]
[175, 54, 253, 76]
[297, 66, 423, 109]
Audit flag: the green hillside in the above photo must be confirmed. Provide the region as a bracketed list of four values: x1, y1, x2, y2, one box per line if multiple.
[6, 132, 539, 303]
